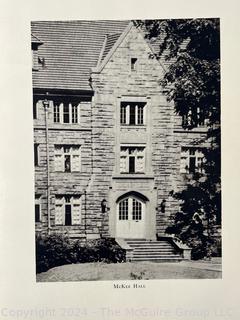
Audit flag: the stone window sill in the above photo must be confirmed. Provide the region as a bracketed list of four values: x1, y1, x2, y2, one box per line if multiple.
[174, 126, 208, 133]
[112, 174, 154, 179]
[120, 125, 146, 129]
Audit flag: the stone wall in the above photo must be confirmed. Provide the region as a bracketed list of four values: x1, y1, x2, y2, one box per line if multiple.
[34, 98, 93, 237]
[34, 24, 208, 239]
[90, 25, 177, 238]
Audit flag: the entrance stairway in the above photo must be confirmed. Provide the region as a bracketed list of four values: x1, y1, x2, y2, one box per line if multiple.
[124, 239, 183, 262]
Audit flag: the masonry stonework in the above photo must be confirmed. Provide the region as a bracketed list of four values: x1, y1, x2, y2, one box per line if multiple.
[32, 21, 208, 242]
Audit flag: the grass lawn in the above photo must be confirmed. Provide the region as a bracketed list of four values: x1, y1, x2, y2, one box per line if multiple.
[36, 261, 221, 282]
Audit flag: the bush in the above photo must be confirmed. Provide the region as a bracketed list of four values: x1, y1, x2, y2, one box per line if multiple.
[183, 235, 220, 260]
[36, 234, 125, 273]
[210, 237, 222, 257]
[35, 233, 73, 273]
[166, 215, 222, 260]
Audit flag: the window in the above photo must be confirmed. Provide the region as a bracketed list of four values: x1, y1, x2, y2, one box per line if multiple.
[33, 100, 37, 119]
[34, 144, 39, 166]
[54, 104, 60, 123]
[132, 198, 142, 220]
[118, 197, 143, 220]
[182, 107, 207, 127]
[180, 147, 205, 174]
[120, 146, 145, 173]
[131, 58, 138, 71]
[53, 102, 79, 124]
[120, 104, 126, 124]
[33, 99, 42, 119]
[72, 105, 78, 123]
[119, 199, 128, 220]
[55, 195, 81, 225]
[32, 49, 39, 71]
[120, 102, 146, 125]
[35, 195, 41, 222]
[54, 145, 81, 172]
[63, 104, 70, 123]
[32, 35, 43, 71]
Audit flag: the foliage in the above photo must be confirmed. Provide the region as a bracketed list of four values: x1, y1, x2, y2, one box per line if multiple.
[36, 234, 126, 273]
[136, 19, 221, 259]
[130, 271, 146, 280]
[35, 233, 73, 273]
[136, 18, 220, 125]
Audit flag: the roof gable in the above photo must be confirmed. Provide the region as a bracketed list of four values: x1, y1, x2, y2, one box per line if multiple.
[93, 22, 166, 73]
[92, 22, 132, 73]
[31, 20, 170, 92]
[31, 20, 129, 91]
[101, 33, 122, 63]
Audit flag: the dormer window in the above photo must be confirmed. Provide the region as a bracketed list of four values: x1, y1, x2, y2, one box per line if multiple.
[31, 34, 43, 71]
[32, 49, 39, 70]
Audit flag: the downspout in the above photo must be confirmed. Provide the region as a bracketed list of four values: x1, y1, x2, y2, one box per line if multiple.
[43, 97, 51, 235]
[82, 79, 95, 241]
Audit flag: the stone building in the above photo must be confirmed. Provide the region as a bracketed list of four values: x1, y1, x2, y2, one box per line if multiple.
[32, 20, 209, 260]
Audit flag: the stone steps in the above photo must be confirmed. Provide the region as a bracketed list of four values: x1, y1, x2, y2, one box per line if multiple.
[133, 249, 177, 253]
[127, 245, 174, 248]
[131, 257, 182, 262]
[124, 239, 182, 262]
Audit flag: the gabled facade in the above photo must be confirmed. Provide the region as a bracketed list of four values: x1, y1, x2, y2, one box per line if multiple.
[32, 20, 208, 242]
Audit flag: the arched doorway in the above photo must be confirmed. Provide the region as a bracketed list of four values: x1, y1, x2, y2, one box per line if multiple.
[116, 192, 147, 238]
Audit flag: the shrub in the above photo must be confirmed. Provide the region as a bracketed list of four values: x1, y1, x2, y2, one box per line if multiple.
[210, 237, 222, 257]
[183, 235, 219, 260]
[69, 238, 125, 264]
[35, 233, 74, 273]
[36, 234, 126, 273]
[130, 271, 145, 280]
[94, 238, 126, 263]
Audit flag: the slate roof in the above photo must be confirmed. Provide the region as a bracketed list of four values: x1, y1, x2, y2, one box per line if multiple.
[31, 20, 129, 91]
[100, 33, 122, 62]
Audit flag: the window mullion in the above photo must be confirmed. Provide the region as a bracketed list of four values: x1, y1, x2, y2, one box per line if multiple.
[143, 104, 146, 125]
[129, 198, 133, 221]
[77, 104, 80, 124]
[60, 151, 64, 172]
[69, 103, 72, 124]
[60, 103, 63, 123]
[126, 105, 130, 125]
[135, 105, 138, 125]
[62, 197, 66, 225]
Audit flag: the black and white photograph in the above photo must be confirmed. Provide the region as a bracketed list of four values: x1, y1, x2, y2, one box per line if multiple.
[32, 18, 221, 282]
[2, 0, 240, 318]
